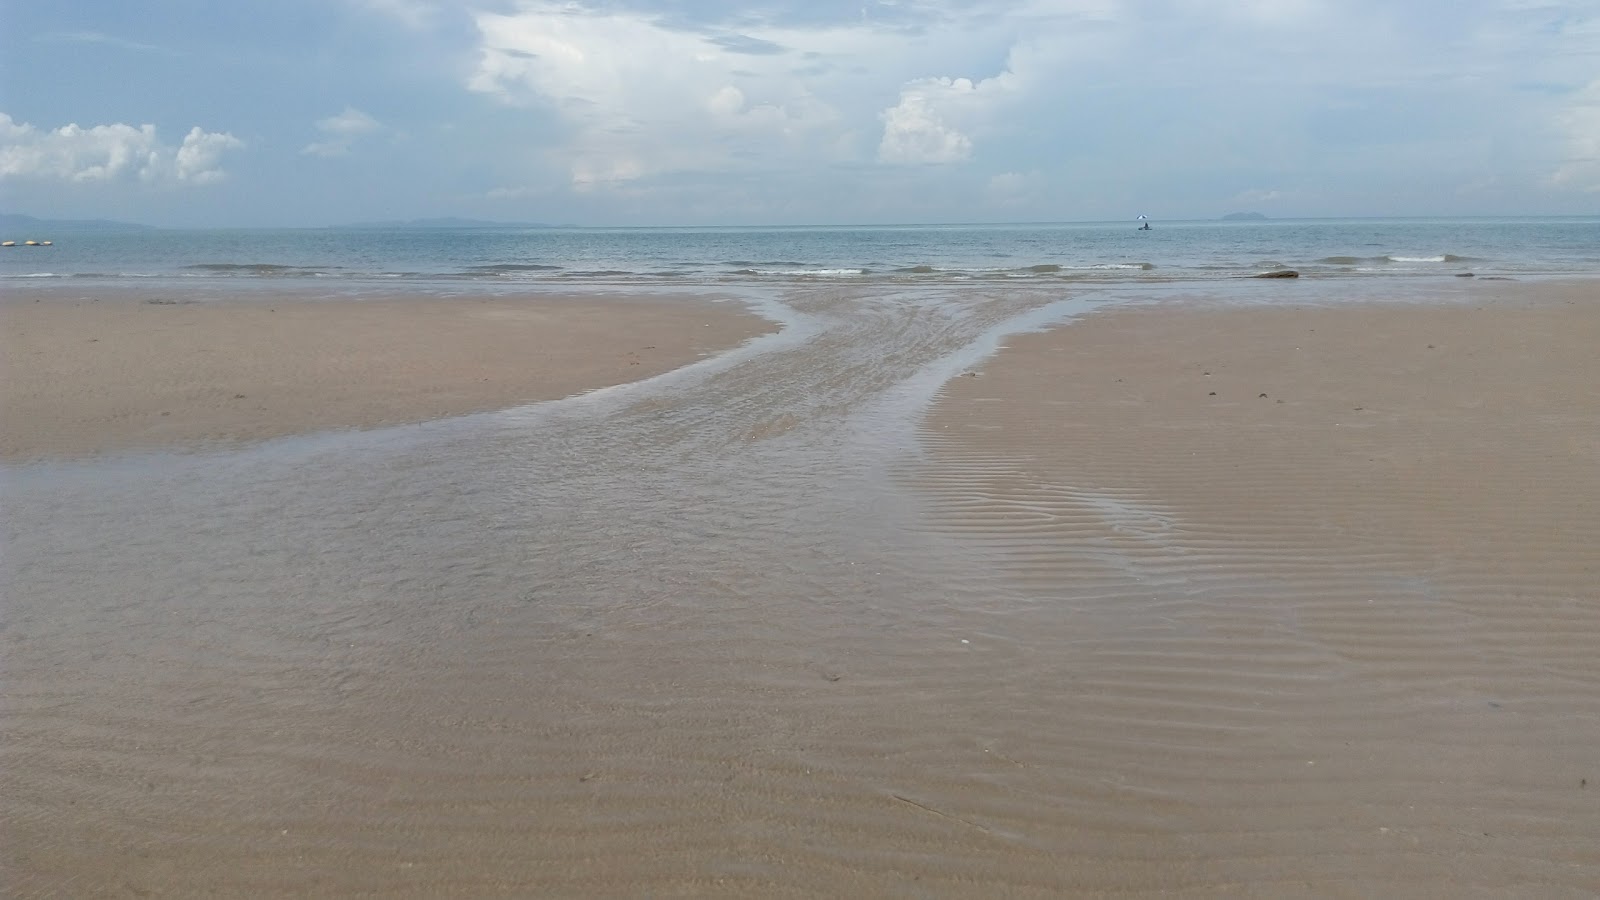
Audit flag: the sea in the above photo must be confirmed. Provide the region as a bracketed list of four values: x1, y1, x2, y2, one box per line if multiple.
[4, 216, 1599, 290]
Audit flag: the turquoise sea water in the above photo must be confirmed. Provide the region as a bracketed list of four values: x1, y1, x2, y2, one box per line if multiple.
[4, 218, 1597, 289]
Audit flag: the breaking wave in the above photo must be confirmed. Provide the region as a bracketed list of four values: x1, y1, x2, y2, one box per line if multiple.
[1319, 254, 1477, 265]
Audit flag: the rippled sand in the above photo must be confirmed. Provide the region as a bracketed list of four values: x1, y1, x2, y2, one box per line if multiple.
[4, 279, 1597, 897]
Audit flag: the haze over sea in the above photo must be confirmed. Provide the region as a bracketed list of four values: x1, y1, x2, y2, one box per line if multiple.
[6, 217, 1598, 289]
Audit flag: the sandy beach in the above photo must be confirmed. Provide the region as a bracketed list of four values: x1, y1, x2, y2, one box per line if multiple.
[5, 278, 1598, 897]
[917, 279, 1600, 895]
[1, 289, 775, 460]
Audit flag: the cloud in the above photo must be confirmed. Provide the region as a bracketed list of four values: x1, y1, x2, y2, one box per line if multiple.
[303, 107, 383, 157]
[392, 0, 1600, 217]
[175, 128, 245, 184]
[467, 3, 866, 189]
[1552, 79, 1600, 192]
[0, 113, 242, 184]
[878, 77, 982, 164]
[876, 32, 1038, 166]
[461, 1, 1088, 191]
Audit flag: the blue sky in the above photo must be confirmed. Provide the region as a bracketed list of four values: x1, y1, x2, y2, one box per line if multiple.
[1, 0, 1596, 226]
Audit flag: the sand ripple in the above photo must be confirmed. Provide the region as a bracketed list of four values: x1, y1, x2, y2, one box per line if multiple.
[5, 282, 1598, 897]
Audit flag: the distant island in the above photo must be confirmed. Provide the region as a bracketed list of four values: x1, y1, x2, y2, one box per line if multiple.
[0, 213, 154, 232]
[1221, 212, 1269, 221]
[340, 217, 556, 229]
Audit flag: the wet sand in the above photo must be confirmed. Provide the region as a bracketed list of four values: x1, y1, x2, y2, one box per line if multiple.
[4, 279, 1598, 897]
[0, 289, 774, 460]
[918, 279, 1600, 895]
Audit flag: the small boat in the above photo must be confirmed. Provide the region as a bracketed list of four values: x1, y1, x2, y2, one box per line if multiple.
[24, 240, 39, 246]
[1, 241, 14, 247]
[40, 240, 52, 246]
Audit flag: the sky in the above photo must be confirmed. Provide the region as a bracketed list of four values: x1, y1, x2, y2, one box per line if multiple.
[1, 0, 1596, 227]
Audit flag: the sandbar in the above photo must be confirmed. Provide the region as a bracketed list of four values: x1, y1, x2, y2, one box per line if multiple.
[919, 278, 1600, 894]
[1, 288, 775, 460]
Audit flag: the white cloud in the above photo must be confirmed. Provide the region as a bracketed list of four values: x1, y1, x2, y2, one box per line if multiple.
[174, 127, 244, 183]
[468, 3, 863, 190]
[0, 113, 241, 185]
[438, 0, 1600, 217]
[877, 40, 1032, 166]
[1552, 80, 1600, 192]
[879, 77, 979, 164]
[303, 107, 383, 157]
[463, 1, 1079, 188]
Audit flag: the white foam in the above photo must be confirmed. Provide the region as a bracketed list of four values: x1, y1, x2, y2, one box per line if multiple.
[759, 268, 867, 277]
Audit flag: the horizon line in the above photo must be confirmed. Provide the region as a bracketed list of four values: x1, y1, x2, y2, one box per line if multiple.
[6, 213, 1599, 232]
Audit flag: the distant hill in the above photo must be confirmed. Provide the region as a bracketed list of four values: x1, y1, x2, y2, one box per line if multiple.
[1221, 212, 1269, 221]
[0, 213, 155, 232]
[341, 217, 555, 229]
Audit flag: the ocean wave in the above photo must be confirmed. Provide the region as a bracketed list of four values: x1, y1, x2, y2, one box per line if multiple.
[728, 267, 869, 277]
[1059, 262, 1156, 271]
[1320, 253, 1476, 265]
[1395, 253, 1476, 263]
[885, 262, 1156, 278]
[464, 263, 563, 273]
[0, 271, 167, 278]
[182, 263, 329, 276]
[6, 271, 173, 279]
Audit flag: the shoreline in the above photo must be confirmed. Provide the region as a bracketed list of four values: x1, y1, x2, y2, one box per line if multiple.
[0, 288, 777, 461]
